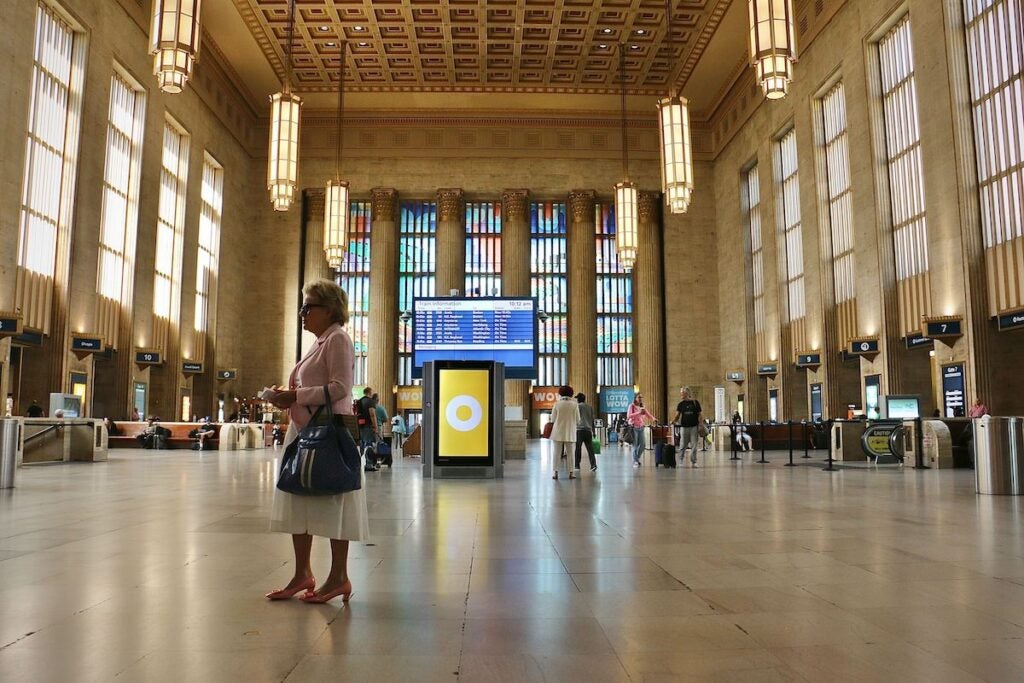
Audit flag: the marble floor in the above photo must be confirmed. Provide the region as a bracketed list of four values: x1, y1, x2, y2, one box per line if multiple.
[1, 442, 1023, 682]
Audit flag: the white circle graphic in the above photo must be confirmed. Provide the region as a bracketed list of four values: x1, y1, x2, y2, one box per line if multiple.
[446, 395, 482, 432]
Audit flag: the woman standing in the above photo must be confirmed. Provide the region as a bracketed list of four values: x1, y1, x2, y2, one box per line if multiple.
[265, 280, 370, 603]
[626, 393, 656, 468]
[549, 385, 580, 480]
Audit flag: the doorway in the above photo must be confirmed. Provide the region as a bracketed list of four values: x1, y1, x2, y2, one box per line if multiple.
[133, 382, 147, 421]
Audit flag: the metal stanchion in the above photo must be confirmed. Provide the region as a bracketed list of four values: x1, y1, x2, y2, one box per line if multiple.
[757, 421, 769, 464]
[802, 421, 811, 458]
[822, 420, 837, 471]
[730, 424, 740, 461]
[912, 416, 929, 469]
[785, 420, 796, 467]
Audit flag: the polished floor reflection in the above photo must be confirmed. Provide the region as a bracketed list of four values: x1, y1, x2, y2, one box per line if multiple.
[2, 441, 1023, 682]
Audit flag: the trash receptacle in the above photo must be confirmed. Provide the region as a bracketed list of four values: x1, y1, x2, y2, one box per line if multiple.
[1, 418, 22, 489]
[974, 416, 1024, 495]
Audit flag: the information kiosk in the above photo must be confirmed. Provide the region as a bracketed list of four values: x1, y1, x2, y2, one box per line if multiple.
[421, 360, 504, 479]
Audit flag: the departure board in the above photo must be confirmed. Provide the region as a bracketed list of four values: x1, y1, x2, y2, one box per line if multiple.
[413, 297, 537, 379]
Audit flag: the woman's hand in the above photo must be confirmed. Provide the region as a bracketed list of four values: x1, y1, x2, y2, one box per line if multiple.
[268, 386, 297, 409]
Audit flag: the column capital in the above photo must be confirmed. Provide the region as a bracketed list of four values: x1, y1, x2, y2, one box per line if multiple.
[371, 188, 398, 222]
[568, 189, 597, 225]
[501, 189, 530, 221]
[436, 188, 465, 222]
[638, 191, 662, 223]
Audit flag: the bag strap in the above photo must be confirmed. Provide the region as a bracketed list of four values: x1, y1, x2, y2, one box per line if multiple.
[304, 386, 335, 423]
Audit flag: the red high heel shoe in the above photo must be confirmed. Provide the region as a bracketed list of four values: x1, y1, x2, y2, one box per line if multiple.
[300, 580, 353, 604]
[265, 576, 315, 600]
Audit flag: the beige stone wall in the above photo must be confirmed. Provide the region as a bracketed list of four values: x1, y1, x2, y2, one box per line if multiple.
[0, 0, 258, 418]
[709, 0, 1019, 418]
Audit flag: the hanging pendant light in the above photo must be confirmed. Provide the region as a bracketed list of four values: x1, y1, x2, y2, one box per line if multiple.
[657, 1, 694, 214]
[149, 0, 202, 94]
[748, 0, 797, 99]
[267, 0, 302, 211]
[615, 45, 639, 272]
[324, 41, 350, 270]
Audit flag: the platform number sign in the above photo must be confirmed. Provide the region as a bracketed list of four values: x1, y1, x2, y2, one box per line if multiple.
[135, 350, 161, 365]
[848, 338, 879, 356]
[925, 319, 962, 338]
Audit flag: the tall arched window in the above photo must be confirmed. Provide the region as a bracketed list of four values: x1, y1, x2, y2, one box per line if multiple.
[530, 201, 567, 386]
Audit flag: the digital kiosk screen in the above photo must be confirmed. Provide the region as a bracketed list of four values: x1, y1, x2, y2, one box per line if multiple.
[886, 396, 921, 419]
[413, 297, 537, 379]
[437, 368, 491, 461]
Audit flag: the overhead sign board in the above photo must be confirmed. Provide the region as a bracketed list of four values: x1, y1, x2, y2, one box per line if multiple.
[725, 370, 745, 383]
[997, 310, 1024, 331]
[71, 334, 103, 353]
[756, 363, 778, 376]
[0, 313, 23, 337]
[905, 333, 933, 350]
[216, 369, 237, 381]
[923, 316, 963, 339]
[848, 338, 880, 356]
[182, 361, 203, 374]
[135, 348, 162, 366]
[795, 352, 821, 368]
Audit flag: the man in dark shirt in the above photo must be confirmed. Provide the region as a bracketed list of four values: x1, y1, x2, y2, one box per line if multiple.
[26, 401, 44, 418]
[671, 386, 703, 467]
[357, 387, 379, 471]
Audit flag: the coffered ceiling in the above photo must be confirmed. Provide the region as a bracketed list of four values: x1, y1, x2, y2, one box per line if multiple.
[204, 0, 747, 116]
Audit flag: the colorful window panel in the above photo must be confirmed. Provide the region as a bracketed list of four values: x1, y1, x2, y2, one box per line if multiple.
[595, 202, 634, 387]
[530, 201, 568, 386]
[339, 200, 371, 385]
[465, 201, 502, 297]
[398, 201, 437, 384]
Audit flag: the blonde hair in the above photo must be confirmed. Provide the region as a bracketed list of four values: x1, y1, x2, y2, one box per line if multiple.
[303, 279, 349, 326]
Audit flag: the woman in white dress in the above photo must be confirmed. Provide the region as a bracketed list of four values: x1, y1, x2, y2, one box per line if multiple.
[549, 385, 580, 480]
[265, 280, 370, 603]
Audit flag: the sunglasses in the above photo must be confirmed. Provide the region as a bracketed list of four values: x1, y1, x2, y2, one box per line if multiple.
[299, 303, 326, 315]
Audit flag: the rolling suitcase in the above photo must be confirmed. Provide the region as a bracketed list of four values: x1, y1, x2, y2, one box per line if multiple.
[376, 439, 393, 468]
[654, 441, 664, 466]
[662, 443, 677, 468]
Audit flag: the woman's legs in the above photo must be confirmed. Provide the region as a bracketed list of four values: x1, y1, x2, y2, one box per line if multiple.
[321, 539, 350, 592]
[291, 533, 314, 584]
[632, 427, 645, 464]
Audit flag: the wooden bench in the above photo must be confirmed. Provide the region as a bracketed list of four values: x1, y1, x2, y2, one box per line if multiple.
[108, 421, 220, 450]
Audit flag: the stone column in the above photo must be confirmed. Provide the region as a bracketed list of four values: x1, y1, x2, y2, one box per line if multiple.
[568, 190, 597, 399]
[435, 188, 466, 296]
[369, 188, 399, 415]
[501, 189, 530, 412]
[303, 189, 333, 284]
[634, 191, 667, 422]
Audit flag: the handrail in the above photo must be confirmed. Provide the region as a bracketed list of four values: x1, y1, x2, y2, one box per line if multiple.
[24, 424, 62, 444]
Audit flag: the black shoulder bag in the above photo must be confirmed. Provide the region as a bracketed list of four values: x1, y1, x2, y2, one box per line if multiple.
[277, 387, 362, 496]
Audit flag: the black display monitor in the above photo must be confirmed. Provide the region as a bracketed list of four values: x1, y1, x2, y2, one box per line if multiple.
[412, 297, 537, 380]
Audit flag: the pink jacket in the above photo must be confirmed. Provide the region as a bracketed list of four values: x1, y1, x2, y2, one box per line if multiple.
[288, 323, 354, 429]
[626, 402, 654, 427]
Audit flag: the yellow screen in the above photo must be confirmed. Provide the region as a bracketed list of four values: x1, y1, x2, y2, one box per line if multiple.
[437, 369, 490, 458]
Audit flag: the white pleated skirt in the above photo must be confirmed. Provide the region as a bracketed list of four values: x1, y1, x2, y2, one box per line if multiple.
[269, 425, 370, 541]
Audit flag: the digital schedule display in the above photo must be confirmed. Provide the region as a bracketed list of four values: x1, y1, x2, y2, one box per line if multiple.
[412, 297, 537, 379]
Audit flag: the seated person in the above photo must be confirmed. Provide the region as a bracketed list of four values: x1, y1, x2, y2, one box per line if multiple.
[137, 418, 168, 449]
[193, 418, 217, 450]
[103, 417, 121, 436]
[732, 413, 753, 452]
